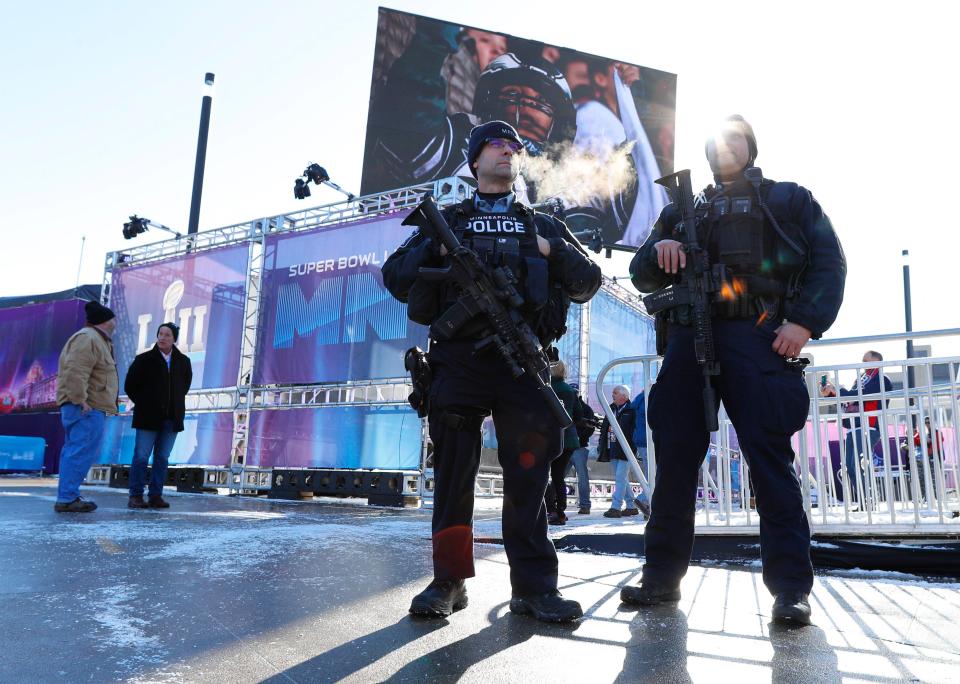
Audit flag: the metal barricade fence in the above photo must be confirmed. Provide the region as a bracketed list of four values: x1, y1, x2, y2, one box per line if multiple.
[596, 329, 960, 534]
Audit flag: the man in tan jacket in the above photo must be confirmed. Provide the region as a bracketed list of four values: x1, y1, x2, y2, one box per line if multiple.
[54, 301, 119, 512]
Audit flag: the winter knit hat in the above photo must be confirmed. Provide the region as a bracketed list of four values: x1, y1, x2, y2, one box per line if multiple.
[467, 120, 523, 178]
[85, 300, 116, 325]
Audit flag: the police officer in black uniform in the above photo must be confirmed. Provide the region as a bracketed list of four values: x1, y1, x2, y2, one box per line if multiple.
[620, 115, 846, 625]
[382, 120, 601, 623]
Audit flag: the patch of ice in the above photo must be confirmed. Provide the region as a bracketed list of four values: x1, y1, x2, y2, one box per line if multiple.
[87, 584, 168, 668]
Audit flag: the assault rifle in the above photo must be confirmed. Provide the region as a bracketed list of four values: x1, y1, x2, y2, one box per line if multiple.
[402, 195, 572, 428]
[641, 170, 724, 432]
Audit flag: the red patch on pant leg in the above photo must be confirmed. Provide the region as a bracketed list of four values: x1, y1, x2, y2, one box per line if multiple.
[432, 525, 475, 579]
[518, 451, 536, 470]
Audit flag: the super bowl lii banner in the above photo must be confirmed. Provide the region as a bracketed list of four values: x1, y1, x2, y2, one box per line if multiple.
[253, 213, 428, 386]
[110, 245, 248, 390]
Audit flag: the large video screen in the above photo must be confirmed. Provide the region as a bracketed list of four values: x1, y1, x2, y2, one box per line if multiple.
[0, 299, 85, 414]
[109, 245, 248, 390]
[361, 8, 676, 247]
[253, 213, 428, 386]
[246, 405, 421, 470]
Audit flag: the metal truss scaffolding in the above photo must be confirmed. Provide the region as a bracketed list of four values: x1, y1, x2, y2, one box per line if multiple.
[100, 176, 650, 504]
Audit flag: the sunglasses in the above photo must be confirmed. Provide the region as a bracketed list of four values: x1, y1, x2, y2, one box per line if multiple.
[487, 138, 524, 153]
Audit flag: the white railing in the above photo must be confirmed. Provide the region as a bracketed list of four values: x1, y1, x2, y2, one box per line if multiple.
[596, 329, 960, 534]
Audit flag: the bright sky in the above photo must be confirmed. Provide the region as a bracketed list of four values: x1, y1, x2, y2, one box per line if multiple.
[2, 1, 958, 370]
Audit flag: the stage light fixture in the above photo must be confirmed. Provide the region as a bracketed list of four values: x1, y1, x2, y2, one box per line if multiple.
[294, 178, 311, 200]
[293, 162, 356, 201]
[123, 215, 149, 240]
[121, 215, 182, 240]
[304, 163, 330, 185]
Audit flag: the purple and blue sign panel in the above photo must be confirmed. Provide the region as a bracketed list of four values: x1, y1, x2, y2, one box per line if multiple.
[254, 214, 428, 386]
[96, 412, 234, 467]
[0, 299, 86, 414]
[246, 405, 421, 470]
[109, 245, 248, 390]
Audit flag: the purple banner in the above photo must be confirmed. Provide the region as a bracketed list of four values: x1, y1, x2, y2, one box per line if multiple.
[97, 411, 234, 467]
[0, 299, 85, 414]
[247, 406, 421, 470]
[254, 214, 428, 385]
[110, 246, 248, 390]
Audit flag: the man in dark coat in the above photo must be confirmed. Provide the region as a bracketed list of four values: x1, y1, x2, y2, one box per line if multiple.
[545, 359, 583, 525]
[124, 322, 193, 509]
[597, 385, 638, 517]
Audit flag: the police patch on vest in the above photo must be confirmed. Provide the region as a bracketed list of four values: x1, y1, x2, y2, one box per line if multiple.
[465, 214, 526, 234]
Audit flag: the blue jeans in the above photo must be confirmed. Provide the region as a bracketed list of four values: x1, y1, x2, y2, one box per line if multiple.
[611, 459, 634, 510]
[844, 427, 880, 503]
[634, 446, 649, 506]
[567, 447, 591, 508]
[129, 420, 178, 498]
[57, 404, 106, 503]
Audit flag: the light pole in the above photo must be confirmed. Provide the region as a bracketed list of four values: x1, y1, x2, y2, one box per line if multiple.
[187, 73, 215, 235]
[902, 249, 916, 410]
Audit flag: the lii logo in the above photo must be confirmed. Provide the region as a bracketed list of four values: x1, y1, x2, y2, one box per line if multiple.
[135, 280, 208, 353]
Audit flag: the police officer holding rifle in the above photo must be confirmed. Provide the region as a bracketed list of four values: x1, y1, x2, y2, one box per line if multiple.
[622, 115, 846, 625]
[383, 120, 601, 622]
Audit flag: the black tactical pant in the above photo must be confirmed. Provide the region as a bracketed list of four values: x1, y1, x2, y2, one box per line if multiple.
[642, 319, 814, 595]
[545, 448, 574, 514]
[427, 339, 563, 597]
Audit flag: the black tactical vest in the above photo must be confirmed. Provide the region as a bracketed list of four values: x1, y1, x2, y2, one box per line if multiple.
[428, 200, 554, 341]
[699, 182, 798, 320]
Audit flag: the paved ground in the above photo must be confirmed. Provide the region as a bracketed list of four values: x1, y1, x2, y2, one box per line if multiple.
[3, 479, 960, 683]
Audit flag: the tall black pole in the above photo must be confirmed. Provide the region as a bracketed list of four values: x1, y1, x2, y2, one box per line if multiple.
[903, 249, 916, 423]
[187, 73, 215, 235]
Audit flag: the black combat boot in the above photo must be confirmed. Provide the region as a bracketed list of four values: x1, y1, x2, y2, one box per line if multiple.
[620, 581, 681, 606]
[509, 591, 583, 622]
[772, 592, 812, 626]
[409, 579, 468, 618]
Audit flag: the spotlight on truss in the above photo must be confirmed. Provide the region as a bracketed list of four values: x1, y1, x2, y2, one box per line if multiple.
[293, 163, 356, 201]
[122, 215, 182, 240]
